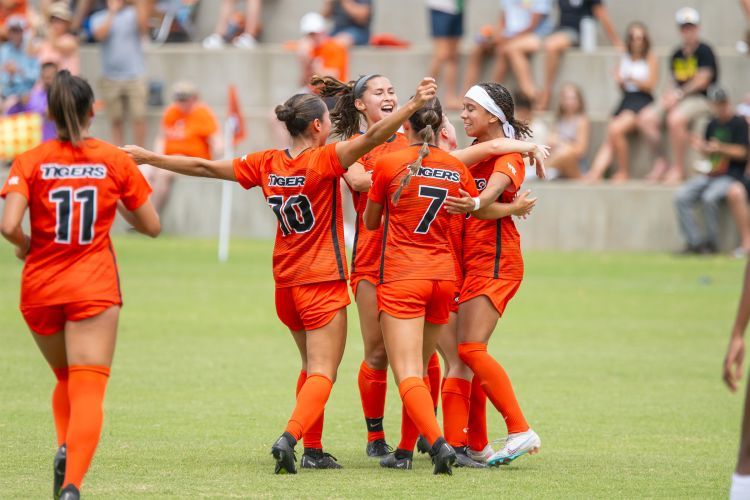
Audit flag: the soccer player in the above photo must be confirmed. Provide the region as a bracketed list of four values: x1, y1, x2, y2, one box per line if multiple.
[444, 83, 542, 466]
[0, 70, 160, 500]
[121, 77, 438, 474]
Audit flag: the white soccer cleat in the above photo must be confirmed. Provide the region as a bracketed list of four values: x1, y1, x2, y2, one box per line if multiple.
[467, 444, 495, 464]
[487, 429, 541, 466]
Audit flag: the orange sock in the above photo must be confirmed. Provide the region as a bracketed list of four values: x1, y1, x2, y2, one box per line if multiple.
[63, 365, 110, 490]
[467, 375, 488, 451]
[458, 343, 529, 434]
[295, 370, 324, 449]
[398, 377, 442, 447]
[358, 361, 387, 442]
[398, 403, 419, 451]
[427, 353, 441, 413]
[285, 374, 332, 441]
[52, 367, 70, 448]
[441, 377, 471, 448]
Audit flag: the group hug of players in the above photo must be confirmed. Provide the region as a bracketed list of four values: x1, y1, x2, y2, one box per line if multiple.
[0, 69, 551, 498]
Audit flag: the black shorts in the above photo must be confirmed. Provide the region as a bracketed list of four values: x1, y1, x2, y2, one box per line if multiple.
[430, 9, 463, 38]
[613, 91, 653, 116]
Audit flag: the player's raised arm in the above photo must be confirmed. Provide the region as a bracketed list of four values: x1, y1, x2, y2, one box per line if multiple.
[335, 77, 437, 168]
[121, 145, 237, 181]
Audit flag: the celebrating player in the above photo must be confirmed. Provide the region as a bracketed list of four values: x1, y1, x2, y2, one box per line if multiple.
[0, 70, 160, 500]
[121, 76, 437, 474]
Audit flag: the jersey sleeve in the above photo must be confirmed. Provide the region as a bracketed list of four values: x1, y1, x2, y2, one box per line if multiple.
[696, 44, 717, 70]
[315, 143, 345, 179]
[368, 158, 388, 205]
[119, 156, 153, 210]
[232, 151, 264, 190]
[492, 155, 524, 191]
[0, 156, 30, 200]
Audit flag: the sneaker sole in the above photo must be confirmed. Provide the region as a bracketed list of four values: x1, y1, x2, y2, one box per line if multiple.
[487, 445, 540, 467]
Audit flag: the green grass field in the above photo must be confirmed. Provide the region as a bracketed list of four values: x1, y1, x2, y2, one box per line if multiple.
[0, 236, 746, 498]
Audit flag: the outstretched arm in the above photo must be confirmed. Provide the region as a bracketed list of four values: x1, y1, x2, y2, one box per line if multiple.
[725, 260, 750, 392]
[121, 146, 237, 181]
[451, 139, 549, 179]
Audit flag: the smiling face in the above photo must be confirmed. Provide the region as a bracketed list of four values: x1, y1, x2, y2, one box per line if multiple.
[356, 76, 397, 126]
[460, 97, 497, 139]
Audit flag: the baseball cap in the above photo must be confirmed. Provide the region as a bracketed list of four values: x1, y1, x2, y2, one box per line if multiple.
[48, 2, 73, 22]
[5, 14, 27, 30]
[708, 85, 729, 103]
[675, 7, 700, 26]
[172, 81, 198, 101]
[300, 12, 326, 35]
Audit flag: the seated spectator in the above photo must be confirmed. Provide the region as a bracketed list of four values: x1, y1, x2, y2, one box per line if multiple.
[641, 7, 718, 185]
[142, 81, 221, 212]
[33, 2, 79, 74]
[202, 0, 261, 49]
[426, 0, 464, 110]
[675, 87, 749, 255]
[514, 91, 549, 179]
[6, 60, 57, 141]
[0, 15, 39, 112]
[537, 0, 622, 110]
[464, 0, 554, 100]
[0, 0, 27, 40]
[297, 11, 348, 87]
[322, 0, 372, 47]
[546, 83, 589, 179]
[585, 22, 658, 183]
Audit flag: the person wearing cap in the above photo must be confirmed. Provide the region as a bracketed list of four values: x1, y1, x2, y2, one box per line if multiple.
[298, 11, 348, 87]
[674, 86, 749, 255]
[33, 1, 79, 75]
[322, 0, 372, 48]
[641, 7, 719, 185]
[142, 82, 221, 212]
[0, 0, 27, 41]
[0, 14, 39, 110]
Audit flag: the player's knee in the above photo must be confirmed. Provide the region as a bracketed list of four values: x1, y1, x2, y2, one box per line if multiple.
[364, 347, 388, 370]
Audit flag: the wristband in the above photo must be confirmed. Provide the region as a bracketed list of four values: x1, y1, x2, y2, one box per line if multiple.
[472, 197, 481, 211]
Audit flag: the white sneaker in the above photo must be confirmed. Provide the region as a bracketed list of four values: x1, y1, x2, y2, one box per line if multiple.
[202, 33, 224, 49]
[467, 444, 495, 464]
[233, 33, 257, 49]
[487, 429, 541, 466]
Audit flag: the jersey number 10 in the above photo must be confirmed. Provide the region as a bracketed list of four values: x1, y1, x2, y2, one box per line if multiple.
[267, 194, 315, 236]
[49, 187, 97, 245]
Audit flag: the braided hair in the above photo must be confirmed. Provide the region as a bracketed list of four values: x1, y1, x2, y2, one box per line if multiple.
[477, 82, 532, 139]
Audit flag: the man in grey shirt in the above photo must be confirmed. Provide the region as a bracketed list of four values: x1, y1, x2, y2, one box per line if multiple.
[91, 0, 147, 146]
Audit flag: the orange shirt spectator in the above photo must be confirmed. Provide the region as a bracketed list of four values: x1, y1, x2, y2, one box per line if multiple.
[161, 85, 219, 160]
[0, 0, 26, 39]
[298, 12, 348, 85]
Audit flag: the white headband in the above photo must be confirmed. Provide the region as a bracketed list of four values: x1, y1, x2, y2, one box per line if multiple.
[465, 85, 516, 139]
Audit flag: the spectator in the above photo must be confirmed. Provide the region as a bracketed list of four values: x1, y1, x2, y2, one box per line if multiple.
[142, 81, 221, 212]
[641, 7, 718, 185]
[426, 0, 464, 110]
[546, 83, 589, 179]
[674, 86, 749, 255]
[585, 22, 658, 183]
[6, 60, 58, 142]
[0, 15, 39, 112]
[0, 0, 27, 40]
[536, 0, 622, 110]
[202, 0, 261, 49]
[297, 11, 348, 87]
[34, 2, 79, 74]
[91, 0, 147, 146]
[464, 0, 554, 101]
[514, 90, 549, 179]
[322, 0, 372, 48]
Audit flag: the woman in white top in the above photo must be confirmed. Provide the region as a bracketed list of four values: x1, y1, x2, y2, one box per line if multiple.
[586, 23, 659, 182]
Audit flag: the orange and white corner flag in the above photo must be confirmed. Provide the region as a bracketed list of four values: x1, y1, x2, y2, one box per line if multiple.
[227, 85, 246, 146]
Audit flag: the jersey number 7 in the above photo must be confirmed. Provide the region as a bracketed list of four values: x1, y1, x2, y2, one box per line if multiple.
[49, 186, 97, 245]
[415, 186, 448, 234]
[267, 194, 316, 236]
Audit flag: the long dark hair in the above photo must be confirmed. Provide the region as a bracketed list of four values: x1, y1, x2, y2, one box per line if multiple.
[477, 82, 532, 139]
[625, 22, 651, 58]
[48, 70, 94, 146]
[274, 93, 328, 137]
[312, 74, 382, 139]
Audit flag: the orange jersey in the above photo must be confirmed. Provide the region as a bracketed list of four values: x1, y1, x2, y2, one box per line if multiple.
[0, 138, 152, 307]
[369, 145, 478, 284]
[462, 152, 525, 281]
[349, 132, 408, 277]
[232, 143, 348, 287]
[448, 212, 465, 285]
[162, 103, 218, 160]
[311, 38, 349, 82]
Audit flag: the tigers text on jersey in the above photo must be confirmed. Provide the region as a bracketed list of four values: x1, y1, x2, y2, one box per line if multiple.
[369, 144, 478, 284]
[232, 143, 348, 287]
[0, 138, 152, 306]
[348, 132, 408, 277]
[462, 152, 525, 281]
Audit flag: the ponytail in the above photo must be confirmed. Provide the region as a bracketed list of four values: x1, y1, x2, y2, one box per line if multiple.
[48, 70, 94, 146]
[310, 74, 380, 139]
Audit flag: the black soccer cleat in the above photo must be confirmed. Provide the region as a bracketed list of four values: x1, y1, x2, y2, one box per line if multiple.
[300, 448, 343, 469]
[58, 484, 80, 500]
[53, 444, 66, 500]
[416, 435, 430, 454]
[429, 437, 456, 475]
[366, 438, 393, 458]
[271, 432, 298, 474]
[379, 448, 413, 470]
[454, 446, 486, 468]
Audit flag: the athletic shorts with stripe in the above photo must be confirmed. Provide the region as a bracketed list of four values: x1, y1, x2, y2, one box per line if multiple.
[458, 276, 521, 317]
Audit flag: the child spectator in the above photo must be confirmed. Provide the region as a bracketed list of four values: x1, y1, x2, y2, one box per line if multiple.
[0, 15, 39, 112]
[323, 0, 372, 47]
[202, 0, 261, 49]
[674, 87, 749, 255]
[585, 22, 658, 183]
[6, 61, 58, 142]
[297, 11, 348, 86]
[426, 0, 464, 110]
[546, 83, 589, 179]
[34, 2, 79, 74]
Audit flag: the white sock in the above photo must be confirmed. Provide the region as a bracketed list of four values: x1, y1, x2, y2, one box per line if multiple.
[731, 473, 750, 500]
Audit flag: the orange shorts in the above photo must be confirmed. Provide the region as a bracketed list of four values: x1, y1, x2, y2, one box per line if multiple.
[350, 273, 378, 299]
[459, 276, 521, 317]
[377, 279, 455, 325]
[449, 277, 463, 314]
[20, 300, 121, 336]
[275, 280, 351, 332]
